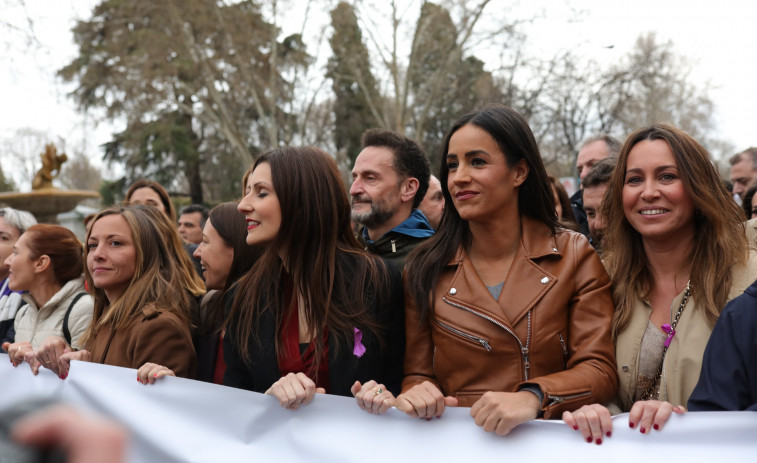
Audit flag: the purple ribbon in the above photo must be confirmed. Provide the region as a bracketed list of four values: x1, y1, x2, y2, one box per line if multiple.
[662, 323, 675, 348]
[353, 327, 366, 358]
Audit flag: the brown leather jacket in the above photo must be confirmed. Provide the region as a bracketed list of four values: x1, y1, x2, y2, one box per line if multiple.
[402, 217, 618, 419]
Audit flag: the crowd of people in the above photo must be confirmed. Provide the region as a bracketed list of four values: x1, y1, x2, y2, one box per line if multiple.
[2, 103, 757, 453]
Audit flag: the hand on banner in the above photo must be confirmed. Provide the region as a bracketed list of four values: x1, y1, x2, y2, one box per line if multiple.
[265, 372, 326, 410]
[395, 381, 458, 419]
[136, 363, 176, 384]
[28, 336, 72, 377]
[469, 391, 540, 436]
[351, 380, 395, 415]
[2, 341, 32, 367]
[628, 400, 685, 434]
[562, 403, 613, 444]
[12, 405, 128, 463]
[57, 350, 92, 379]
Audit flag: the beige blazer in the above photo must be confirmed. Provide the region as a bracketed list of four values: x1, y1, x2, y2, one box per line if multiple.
[612, 252, 757, 412]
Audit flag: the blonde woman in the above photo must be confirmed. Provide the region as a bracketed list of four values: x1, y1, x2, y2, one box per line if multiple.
[31, 206, 196, 379]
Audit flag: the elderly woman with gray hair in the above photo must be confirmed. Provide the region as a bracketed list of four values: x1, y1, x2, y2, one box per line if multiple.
[0, 207, 37, 344]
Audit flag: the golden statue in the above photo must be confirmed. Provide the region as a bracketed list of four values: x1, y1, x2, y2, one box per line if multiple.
[31, 144, 68, 190]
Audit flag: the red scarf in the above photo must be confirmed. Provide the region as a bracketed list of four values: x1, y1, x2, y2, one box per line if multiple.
[277, 291, 330, 393]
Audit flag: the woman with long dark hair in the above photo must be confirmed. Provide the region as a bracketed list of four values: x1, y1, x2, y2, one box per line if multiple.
[397, 105, 617, 435]
[137, 202, 262, 384]
[224, 146, 404, 414]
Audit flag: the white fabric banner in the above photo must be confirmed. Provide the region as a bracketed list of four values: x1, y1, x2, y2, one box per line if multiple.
[1, 354, 756, 462]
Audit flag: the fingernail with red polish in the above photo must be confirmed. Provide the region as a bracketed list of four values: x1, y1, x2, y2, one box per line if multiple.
[425, 418, 431, 421]
[153, 374, 158, 378]
[629, 421, 635, 428]
[640, 427, 646, 434]
[596, 438, 602, 445]
[586, 437, 592, 443]
[606, 431, 612, 437]
[653, 424, 659, 430]
[573, 425, 578, 430]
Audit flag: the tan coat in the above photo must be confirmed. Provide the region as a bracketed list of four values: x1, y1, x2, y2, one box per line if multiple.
[613, 253, 757, 411]
[14, 276, 93, 348]
[87, 305, 196, 379]
[745, 218, 757, 251]
[402, 217, 618, 419]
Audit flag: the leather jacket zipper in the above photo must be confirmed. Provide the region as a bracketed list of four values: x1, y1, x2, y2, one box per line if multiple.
[558, 332, 568, 369]
[435, 319, 492, 351]
[442, 297, 531, 380]
[547, 391, 591, 406]
[391, 240, 396, 253]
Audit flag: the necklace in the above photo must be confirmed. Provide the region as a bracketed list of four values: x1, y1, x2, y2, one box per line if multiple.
[641, 281, 691, 401]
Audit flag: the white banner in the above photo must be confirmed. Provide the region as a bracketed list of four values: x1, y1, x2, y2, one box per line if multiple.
[1, 354, 756, 462]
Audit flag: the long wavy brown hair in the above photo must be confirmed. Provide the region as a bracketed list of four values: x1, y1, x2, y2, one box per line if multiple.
[79, 206, 191, 347]
[228, 146, 388, 371]
[139, 206, 205, 299]
[601, 124, 748, 338]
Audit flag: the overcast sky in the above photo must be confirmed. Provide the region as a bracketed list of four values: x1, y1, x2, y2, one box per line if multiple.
[1, 0, 755, 188]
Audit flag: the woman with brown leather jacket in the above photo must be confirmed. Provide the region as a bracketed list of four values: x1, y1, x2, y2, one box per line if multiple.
[396, 104, 618, 436]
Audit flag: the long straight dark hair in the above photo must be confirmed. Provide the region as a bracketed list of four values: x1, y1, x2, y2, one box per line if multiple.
[228, 146, 387, 370]
[405, 104, 559, 321]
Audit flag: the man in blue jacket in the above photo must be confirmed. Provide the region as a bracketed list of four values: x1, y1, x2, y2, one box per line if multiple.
[688, 278, 757, 411]
[350, 129, 434, 268]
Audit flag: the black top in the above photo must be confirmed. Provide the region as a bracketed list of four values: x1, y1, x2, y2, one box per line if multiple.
[223, 257, 405, 396]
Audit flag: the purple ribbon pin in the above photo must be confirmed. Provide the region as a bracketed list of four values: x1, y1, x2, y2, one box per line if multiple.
[353, 327, 366, 358]
[662, 323, 675, 348]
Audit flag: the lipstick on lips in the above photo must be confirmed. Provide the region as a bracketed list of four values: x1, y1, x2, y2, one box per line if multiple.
[454, 190, 478, 201]
[246, 218, 259, 230]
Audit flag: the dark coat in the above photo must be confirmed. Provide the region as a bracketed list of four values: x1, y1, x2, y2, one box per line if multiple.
[223, 257, 405, 397]
[569, 189, 590, 237]
[688, 279, 757, 411]
[358, 209, 435, 269]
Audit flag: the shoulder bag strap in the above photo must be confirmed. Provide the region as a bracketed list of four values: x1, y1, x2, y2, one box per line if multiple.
[63, 292, 88, 346]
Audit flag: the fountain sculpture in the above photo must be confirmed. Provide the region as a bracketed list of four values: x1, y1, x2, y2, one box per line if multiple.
[0, 144, 100, 223]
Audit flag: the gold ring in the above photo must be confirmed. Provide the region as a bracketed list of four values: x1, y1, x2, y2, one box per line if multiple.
[372, 387, 383, 397]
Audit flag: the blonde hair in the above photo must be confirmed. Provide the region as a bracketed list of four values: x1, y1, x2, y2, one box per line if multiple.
[139, 206, 205, 298]
[79, 206, 192, 346]
[601, 125, 748, 338]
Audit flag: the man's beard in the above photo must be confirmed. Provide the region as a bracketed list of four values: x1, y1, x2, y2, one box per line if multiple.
[351, 195, 395, 229]
[590, 231, 604, 251]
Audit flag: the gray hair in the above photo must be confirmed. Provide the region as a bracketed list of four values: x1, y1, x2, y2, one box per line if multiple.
[579, 134, 622, 158]
[729, 147, 757, 170]
[0, 207, 38, 234]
